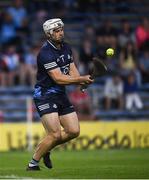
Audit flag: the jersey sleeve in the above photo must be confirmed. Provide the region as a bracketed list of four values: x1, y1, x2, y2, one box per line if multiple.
[39, 50, 58, 72]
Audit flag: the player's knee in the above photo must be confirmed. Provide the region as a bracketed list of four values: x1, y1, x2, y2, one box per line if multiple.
[51, 132, 61, 142]
[68, 128, 80, 139]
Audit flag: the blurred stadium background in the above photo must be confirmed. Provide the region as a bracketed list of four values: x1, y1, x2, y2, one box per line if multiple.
[0, 0, 149, 179]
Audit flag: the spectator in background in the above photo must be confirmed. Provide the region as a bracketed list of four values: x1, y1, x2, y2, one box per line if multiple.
[30, 9, 47, 44]
[7, 0, 27, 29]
[139, 50, 149, 84]
[96, 19, 118, 48]
[104, 73, 124, 110]
[0, 45, 20, 86]
[83, 24, 95, 43]
[0, 12, 17, 45]
[96, 19, 118, 38]
[20, 45, 38, 87]
[7, 0, 29, 50]
[124, 72, 143, 111]
[95, 34, 106, 59]
[136, 17, 149, 50]
[69, 86, 95, 120]
[119, 41, 142, 86]
[95, 19, 118, 59]
[79, 39, 94, 74]
[119, 41, 137, 74]
[118, 19, 136, 48]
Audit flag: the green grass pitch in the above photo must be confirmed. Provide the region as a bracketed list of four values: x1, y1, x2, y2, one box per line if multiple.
[0, 149, 149, 179]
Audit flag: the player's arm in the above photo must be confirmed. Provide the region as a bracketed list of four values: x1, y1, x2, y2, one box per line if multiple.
[69, 62, 87, 85]
[69, 62, 80, 77]
[48, 68, 93, 85]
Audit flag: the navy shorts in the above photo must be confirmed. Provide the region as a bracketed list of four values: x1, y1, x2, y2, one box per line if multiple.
[34, 93, 75, 117]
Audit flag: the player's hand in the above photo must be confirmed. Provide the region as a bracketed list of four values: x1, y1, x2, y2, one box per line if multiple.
[80, 75, 94, 85]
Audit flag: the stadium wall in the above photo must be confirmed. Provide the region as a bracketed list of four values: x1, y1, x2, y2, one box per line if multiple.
[0, 121, 149, 151]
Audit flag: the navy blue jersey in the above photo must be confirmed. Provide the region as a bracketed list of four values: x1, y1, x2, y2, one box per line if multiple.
[33, 40, 73, 99]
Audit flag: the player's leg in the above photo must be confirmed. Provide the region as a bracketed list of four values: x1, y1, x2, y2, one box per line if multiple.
[42, 112, 80, 169]
[59, 112, 80, 144]
[56, 94, 80, 143]
[27, 112, 61, 170]
[41, 112, 79, 169]
[40, 112, 79, 148]
[33, 113, 62, 160]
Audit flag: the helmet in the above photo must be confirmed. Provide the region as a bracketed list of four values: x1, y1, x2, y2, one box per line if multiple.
[43, 18, 64, 35]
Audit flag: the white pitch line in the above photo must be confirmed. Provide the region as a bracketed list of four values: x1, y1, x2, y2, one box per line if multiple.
[0, 168, 23, 170]
[0, 175, 34, 179]
[0, 175, 58, 180]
